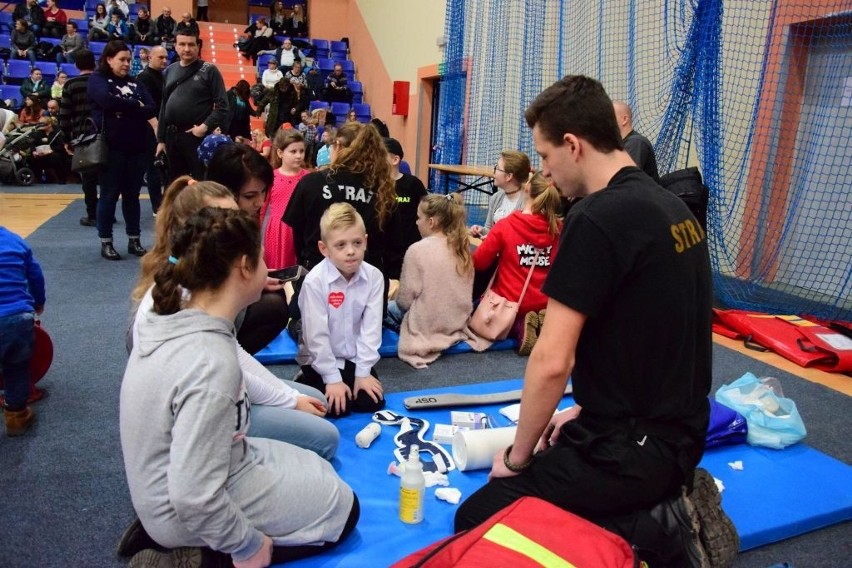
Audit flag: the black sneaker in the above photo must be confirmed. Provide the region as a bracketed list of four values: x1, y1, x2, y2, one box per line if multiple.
[650, 485, 707, 567]
[691, 468, 739, 567]
[79, 217, 96, 227]
[117, 517, 162, 558]
[127, 547, 203, 568]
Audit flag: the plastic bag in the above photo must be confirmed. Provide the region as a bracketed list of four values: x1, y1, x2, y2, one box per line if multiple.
[715, 372, 806, 449]
[705, 399, 748, 448]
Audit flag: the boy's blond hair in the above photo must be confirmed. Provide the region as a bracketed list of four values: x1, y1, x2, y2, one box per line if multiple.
[320, 202, 366, 242]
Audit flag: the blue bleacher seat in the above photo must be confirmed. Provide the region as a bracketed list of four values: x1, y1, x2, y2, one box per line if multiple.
[329, 40, 347, 60]
[330, 102, 350, 117]
[34, 61, 58, 83]
[316, 58, 335, 72]
[353, 103, 371, 121]
[71, 18, 89, 33]
[5, 60, 32, 85]
[340, 60, 355, 73]
[89, 41, 107, 56]
[0, 85, 20, 109]
[60, 63, 81, 77]
[0, 12, 14, 34]
[128, 3, 143, 17]
[309, 100, 329, 113]
[41, 37, 62, 47]
[311, 39, 330, 59]
[349, 80, 363, 104]
[257, 53, 276, 68]
[0, 33, 11, 49]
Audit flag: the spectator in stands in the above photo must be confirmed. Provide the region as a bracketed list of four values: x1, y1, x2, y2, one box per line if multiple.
[269, 0, 287, 35]
[273, 38, 301, 75]
[106, 12, 129, 41]
[250, 128, 272, 160]
[261, 58, 283, 90]
[155, 7, 176, 47]
[285, 60, 307, 88]
[346, 110, 358, 123]
[382, 137, 428, 281]
[225, 80, 256, 140]
[132, 6, 158, 46]
[57, 22, 84, 64]
[135, 46, 168, 215]
[315, 126, 334, 167]
[51, 71, 68, 99]
[44, 98, 59, 119]
[305, 62, 323, 100]
[297, 110, 317, 165]
[196, 0, 209, 22]
[88, 3, 109, 41]
[613, 100, 660, 182]
[106, 0, 129, 21]
[59, 49, 98, 226]
[130, 47, 148, 77]
[31, 117, 69, 184]
[175, 12, 200, 43]
[287, 3, 307, 38]
[469, 150, 530, 238]
[156, 30, 229, 182]
[11, 19, 37, 67]
[18, 95, 41, 125]
[13, 0, 43, 36]
[324, 64, 351, 104]
[42, 0, 68, 38]
[240, 17, 273, 64]
[21, 69, 50, 103]
[256, 78, 298, 137]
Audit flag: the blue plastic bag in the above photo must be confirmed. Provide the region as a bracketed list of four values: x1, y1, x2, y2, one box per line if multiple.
[715, 372, 807, 449]
[706, 398, 748, 448]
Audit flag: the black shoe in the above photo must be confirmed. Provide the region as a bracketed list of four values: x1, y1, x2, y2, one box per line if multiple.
[128, 238, 147, 257]
[79, 217, 96, 227]
[117, 517, 162, 558]
[101, 242, 121, 261]
[690, 468, 739, 567]
[127, 547, 203, 568]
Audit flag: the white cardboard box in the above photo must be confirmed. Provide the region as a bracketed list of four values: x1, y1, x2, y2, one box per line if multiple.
[451, 411, 488, 430]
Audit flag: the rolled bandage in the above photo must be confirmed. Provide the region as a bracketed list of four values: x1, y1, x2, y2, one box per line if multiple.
[452, 426, 518, 471]
[355, 422, 381, 448]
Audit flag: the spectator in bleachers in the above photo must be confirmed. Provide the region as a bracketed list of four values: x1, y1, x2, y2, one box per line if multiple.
[256, 78, 298, 137]
[106, 0, 129, 21]
[44, 98, 59, 119]
[269, 1, 287, 35]
[131, 6, 158, 46]
[285, 60, 307, 88]
[155, 7, 176, 47]
[31, 116, 69, 184]
[12, 0, 44, 37]
[324, 64, 351, 104]
[11, 19, 37, 66]
[130, 47, 148, 77]
[240, 17, 273, 64]
[346, 109, 357, 124]
[250, 128, 272, 160]
[305, 63, 323, 100]
[21, 68, 50, 103]
[50, 71, 67, 99]
[287, 3, 307, 38]
[175, 12, 199, 38]
[273, 38, 300, 75]
[18, 95, 42, 125]
[42, 0, 68, 38]
[315, 126, 334, 167]
[196, 0, 209, 22]
[225, 80, 256, 140]
[106, 12, 129, 41]
[57, 22, 84, 64]
[261, 58, 283, 90]
[88, 3, 109, 41]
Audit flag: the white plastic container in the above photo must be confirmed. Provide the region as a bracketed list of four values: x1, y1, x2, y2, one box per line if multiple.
[399, 445, 425, 524]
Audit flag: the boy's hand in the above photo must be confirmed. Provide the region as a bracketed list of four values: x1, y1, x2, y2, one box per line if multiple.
[233, 535, 272, 568]
[325, 381, 351, 415]
[295, 395, 326, 416]
[354, 375, 383, 404]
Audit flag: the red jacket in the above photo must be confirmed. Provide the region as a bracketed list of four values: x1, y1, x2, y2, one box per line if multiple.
[473, 211, 561, 314]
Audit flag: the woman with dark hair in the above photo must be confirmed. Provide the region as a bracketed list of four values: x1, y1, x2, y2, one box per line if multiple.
[88, 3, 109, 41]
[225, 79, 256, 140]
[88, 40, 156, 260]
[269, 0, 287, 35]
[206, 142, 290, 355]
[42, 0, 67, 38]
[18, 95, 42, 124]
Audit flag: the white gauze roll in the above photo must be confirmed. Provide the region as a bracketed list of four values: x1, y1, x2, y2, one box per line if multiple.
[452, 427, 517, 471]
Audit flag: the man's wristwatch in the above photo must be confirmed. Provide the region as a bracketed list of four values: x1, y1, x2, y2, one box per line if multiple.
[503, 444, 533, 473]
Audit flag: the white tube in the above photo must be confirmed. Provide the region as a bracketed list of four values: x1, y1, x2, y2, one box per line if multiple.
[452, 426, 517, 471]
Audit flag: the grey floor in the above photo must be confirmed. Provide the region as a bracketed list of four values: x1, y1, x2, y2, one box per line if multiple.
[0, 184, 849, 567]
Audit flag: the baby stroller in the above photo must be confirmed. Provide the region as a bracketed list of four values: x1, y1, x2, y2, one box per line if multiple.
[0, 122, 44, 186]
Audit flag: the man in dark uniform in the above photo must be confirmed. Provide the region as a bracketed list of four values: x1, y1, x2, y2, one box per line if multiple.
[455, 76, 738, 567]
[613, 99, 660, 182]
[136, 45, 168, 213]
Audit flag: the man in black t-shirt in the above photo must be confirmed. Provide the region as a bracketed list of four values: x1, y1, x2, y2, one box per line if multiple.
[383, 137, 427, 280]
[613, 100, 660, 182]
[455, 77, 738, 567]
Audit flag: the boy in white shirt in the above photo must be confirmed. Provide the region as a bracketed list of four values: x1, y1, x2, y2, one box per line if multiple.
[261, 58, 283, 90]
[296, 203, 386, 417]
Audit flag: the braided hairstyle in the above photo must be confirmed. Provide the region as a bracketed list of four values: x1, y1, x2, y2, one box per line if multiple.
[419, 193, 472, 276]
[151, 208, 261, 315]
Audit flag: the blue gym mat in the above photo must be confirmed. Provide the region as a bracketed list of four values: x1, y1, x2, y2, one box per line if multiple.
[280, 379, 852, 567]
[254, 327, 517, 364]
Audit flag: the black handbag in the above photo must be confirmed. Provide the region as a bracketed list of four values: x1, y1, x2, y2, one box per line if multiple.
[70, 117, 108, 174]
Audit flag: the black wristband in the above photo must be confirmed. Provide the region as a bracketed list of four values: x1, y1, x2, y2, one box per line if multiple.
[503, 444, 533, 473]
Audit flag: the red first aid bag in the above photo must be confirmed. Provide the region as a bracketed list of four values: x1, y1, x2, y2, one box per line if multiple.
[391, 497, 637, 568]
[713, 309, 852, 373]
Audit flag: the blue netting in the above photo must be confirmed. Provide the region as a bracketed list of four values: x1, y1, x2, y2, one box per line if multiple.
[436, 0, 852, 322]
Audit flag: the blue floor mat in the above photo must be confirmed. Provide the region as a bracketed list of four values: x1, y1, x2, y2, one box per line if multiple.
[281, 379, 852, 567]
[255, 328, 517, 364]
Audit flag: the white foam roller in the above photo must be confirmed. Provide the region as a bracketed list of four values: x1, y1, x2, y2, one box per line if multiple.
[452, 426, 517, 471]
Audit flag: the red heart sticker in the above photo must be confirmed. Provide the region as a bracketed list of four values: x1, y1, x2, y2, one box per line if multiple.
[328, 291, 345, 308]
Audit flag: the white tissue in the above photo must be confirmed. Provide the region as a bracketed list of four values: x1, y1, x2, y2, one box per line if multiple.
[435, 487, 461, 505]
[728, 460, 744, 471]
[499, 403, 521, 423]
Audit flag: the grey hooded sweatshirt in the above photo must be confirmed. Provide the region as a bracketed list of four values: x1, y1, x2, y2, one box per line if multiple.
[121, 308, 353, 561]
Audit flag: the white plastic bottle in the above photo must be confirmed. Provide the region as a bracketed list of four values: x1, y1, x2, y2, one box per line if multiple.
[399, 444, 425, 524]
